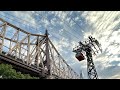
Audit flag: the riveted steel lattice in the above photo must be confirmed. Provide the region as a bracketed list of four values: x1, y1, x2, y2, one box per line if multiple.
[0, 18, 80, 79]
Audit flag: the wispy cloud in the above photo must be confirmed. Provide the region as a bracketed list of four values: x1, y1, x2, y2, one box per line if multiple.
[82, 11, 120, 79]
[1, 11, 120, 79]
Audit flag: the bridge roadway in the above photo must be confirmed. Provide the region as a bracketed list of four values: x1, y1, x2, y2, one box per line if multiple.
[0, 51, 62, 79]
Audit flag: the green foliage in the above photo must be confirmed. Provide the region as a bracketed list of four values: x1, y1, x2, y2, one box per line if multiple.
[0, 64, 39, 79]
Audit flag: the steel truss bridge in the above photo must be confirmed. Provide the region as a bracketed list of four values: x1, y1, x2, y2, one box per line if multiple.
[0, 18, 80, 79]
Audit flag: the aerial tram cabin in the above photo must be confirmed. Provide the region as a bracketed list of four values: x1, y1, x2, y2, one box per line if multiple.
[75, 52, 85, 61]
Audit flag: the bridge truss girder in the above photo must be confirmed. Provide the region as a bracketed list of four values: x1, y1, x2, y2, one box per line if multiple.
[0, 18, 80, 79]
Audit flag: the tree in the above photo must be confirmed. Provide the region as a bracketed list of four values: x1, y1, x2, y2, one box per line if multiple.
[0, 64, 39, 79]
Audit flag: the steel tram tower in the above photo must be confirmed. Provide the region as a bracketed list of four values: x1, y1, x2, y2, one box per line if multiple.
[73, 36, 102, 79]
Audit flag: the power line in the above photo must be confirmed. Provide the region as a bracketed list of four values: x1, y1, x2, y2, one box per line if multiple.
[55, 12, 82, 39]
[65, 11, 87, 33]
[95, 11, 115, 31]
[0, 11, 41, 33]
[83, 11, 112, 34]
[38, 11, 79, 42]
[33, 11, 80, 42]
[2, 11, 38, 29]
[0, 11, 78, 43]
[77, 11, 116, 37]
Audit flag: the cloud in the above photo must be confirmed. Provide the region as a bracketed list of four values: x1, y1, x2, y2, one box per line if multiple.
[13, 11, 37, 26]
[81, 11, 120, 79]
[1, 11, 120, 79]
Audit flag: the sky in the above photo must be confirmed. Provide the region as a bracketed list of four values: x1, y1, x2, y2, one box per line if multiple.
[0, 11, 120, 79]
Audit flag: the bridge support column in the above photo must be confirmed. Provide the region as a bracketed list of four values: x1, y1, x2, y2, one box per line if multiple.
[0, 23, 7, 53]
[45, 30, 51, 76]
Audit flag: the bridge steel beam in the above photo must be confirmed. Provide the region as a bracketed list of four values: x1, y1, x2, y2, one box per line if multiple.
[0, 17, 80, 79]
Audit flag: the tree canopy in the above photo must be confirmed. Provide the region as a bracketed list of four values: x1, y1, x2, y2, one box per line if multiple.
[0, 64, 39, 79]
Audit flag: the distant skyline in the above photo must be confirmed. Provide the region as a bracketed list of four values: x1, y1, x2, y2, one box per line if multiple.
[0, 11, 120, 79]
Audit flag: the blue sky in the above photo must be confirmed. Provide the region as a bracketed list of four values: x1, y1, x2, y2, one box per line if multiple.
[0, 11, 120, 79]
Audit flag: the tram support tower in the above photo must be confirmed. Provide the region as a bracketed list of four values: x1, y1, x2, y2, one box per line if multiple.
[73, 36, 102, 79]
